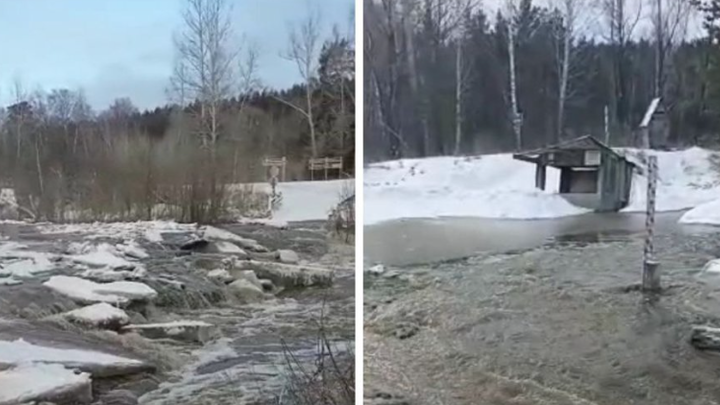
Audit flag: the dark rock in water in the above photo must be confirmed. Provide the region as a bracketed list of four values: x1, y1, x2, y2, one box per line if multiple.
[393, 322, 419, 340]
[259, 278, 275, 292]
[364, 389, 413, 405]
[97, 390, 138, 405]
[180, 238, 209, 251]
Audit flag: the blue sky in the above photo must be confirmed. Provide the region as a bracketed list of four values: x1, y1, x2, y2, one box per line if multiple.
[0, 0, 354, 110]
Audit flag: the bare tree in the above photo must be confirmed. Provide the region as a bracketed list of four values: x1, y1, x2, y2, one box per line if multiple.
[553, 0, 587, 141]
[599, 0, 643, 128]
[11, 76, 27, 159]
[280, 7, 323, 157]
[650, 0, 693, 98]
[453, 0, 473, 155]
[172, 0, 237, 148]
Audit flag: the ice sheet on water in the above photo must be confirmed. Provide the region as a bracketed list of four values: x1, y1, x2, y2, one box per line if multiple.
[0, 338, 142, 366]
[0, 363, 90, 404]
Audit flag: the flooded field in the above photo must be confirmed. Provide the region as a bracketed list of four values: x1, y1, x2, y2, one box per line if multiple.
[364, 213, 720, 405]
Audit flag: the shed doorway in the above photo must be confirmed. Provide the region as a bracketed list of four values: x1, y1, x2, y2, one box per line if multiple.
[560, 168, 599, 194]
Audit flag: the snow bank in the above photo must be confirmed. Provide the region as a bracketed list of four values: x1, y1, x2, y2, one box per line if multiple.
[255, 180, 351, 222]
[0, 338, 143, 367]
[365, 154, 588, 224]
[622, 148, 720, 213]
[0, 363, 90, 405]
[679, 199, 720, 226]
[44, 276, 157, 305]
[365, 148, 720, 225]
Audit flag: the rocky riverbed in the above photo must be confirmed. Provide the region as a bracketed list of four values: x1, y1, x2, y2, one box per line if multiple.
[0, 219, 354, 405]
[365, 219, 720, 405]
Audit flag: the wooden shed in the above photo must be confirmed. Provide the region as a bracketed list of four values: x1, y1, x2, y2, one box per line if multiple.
[513, 136, 636, 212]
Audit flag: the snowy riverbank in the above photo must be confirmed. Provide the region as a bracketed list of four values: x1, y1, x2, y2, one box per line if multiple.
[364, 147, 720, 225]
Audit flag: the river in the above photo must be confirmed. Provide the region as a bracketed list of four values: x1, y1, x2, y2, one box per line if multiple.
[0, 220, 354, 405]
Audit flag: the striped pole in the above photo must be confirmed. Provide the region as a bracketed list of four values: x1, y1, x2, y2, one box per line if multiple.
[643, 155, 660, 291]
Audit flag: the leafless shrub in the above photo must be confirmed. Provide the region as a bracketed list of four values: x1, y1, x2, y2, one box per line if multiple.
[274, 310, 354, 405]
[327, 180, 354, 243]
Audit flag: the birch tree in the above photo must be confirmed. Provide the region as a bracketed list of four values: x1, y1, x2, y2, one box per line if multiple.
[453, 0, 473, 155]
[281, 8, 322, 158]
[553, 0, 586, 141]
[172, 0, 237, 149]
[506, 0, 523, 150]
[599, 0, 642, 128]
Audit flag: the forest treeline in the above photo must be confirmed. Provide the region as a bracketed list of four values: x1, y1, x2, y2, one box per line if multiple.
[0, 0, 354, 222]
[365, 0, 720, 161]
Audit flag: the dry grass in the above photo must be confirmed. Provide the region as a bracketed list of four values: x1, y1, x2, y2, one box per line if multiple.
[274, 306, 354, 405]
[327, 179, 355, 244]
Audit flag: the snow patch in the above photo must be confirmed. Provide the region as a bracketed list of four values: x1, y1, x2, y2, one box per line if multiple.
[252, 180, 351, 222]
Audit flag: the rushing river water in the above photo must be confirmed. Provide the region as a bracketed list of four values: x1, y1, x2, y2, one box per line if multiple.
[0, 221, 354, 405]
[365, 213, 720, 405]
[141, 268, 355, 405]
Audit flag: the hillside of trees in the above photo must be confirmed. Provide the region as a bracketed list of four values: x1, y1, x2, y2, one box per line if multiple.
[365, 0, 719, 161]
[0, 0, 354, 222]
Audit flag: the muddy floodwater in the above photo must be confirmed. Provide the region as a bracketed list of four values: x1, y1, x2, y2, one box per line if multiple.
[365, 213, 720, 405]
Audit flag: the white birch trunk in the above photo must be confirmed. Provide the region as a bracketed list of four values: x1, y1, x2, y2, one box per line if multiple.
[454, 37, 463, 155]
[508, 21, 521, 150]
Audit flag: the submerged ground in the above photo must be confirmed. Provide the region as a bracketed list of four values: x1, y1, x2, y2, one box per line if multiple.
[364, 215, 720, 405]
